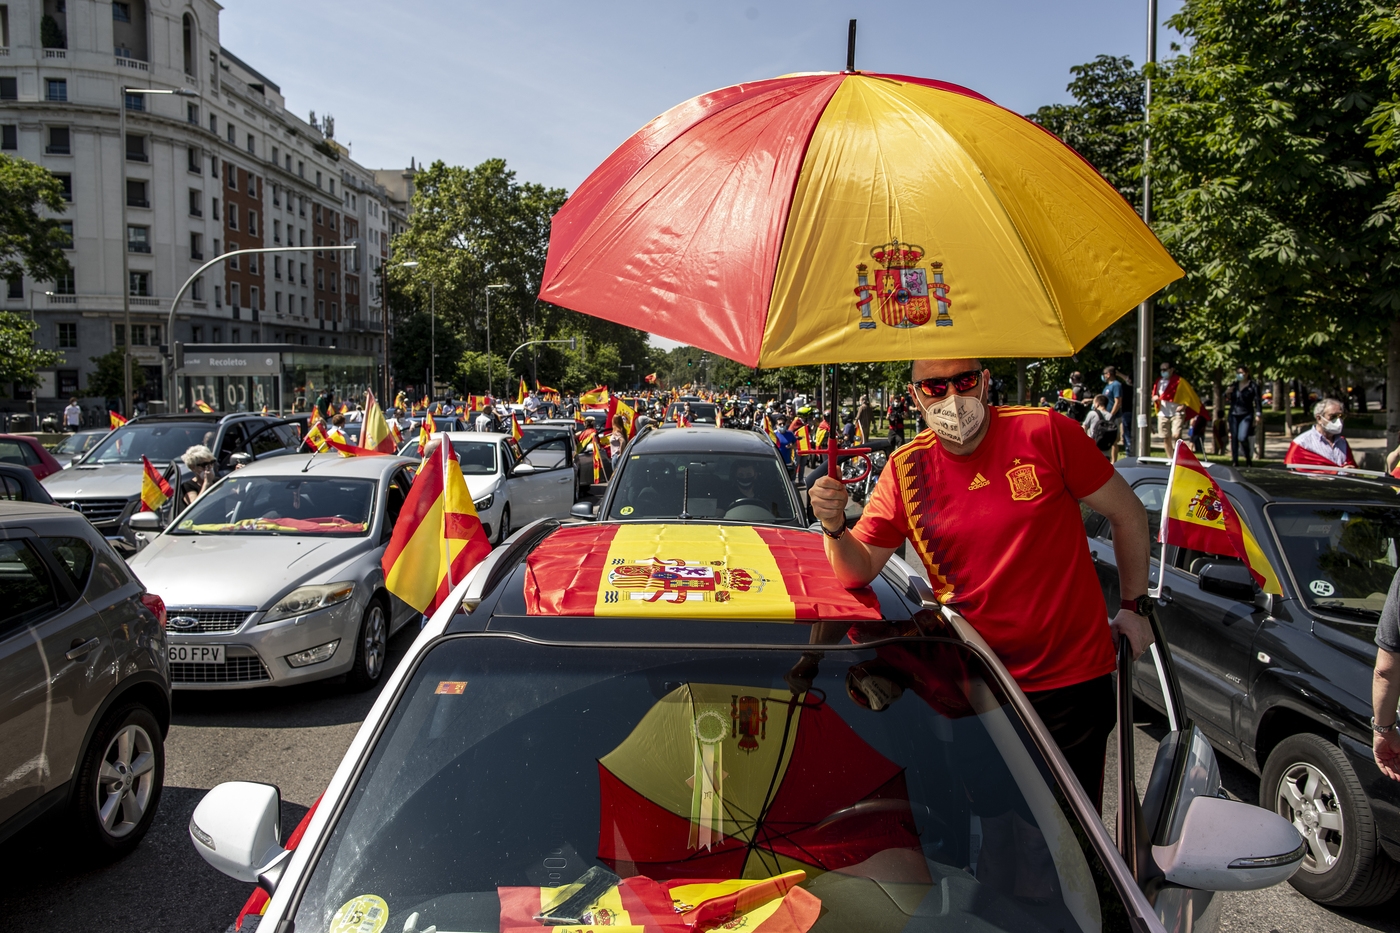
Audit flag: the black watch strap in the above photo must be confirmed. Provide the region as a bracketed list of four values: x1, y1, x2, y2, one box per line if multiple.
[1121, 595, 1150, 616]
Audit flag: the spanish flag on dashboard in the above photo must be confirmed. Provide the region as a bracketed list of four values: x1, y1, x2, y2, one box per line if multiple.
[1160, 441, 1282, 594]
[382, 440, 492, 615]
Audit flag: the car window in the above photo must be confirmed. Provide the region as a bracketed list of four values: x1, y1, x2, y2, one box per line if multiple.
[1267, 503, 1400, 620]
[42, 536, 94, 591]
[521, 437, 571, 471]
[0, 539, 59, 631]
[17, 440, 40, 466]
[249, 423, 287, 456]
[171, 476, 377, 536]
[450, 440, 499, 476]
[0, 439, 27, 466]
[385, 469, 412, 530]
[220, 423, 249, 458]
[291, 637, 1118, 933]
[1133, 481, 1165, 543]
[0, 474, 24, 500]
[608, 452, 798, 524]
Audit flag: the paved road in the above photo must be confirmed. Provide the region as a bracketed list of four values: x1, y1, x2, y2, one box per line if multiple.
[4, 603, 1400, 931]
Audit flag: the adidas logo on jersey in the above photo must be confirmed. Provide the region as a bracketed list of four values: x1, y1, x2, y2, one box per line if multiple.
[968, 473, 990, 490]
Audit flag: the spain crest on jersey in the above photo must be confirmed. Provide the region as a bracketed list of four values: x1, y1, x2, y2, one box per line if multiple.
[854, 239, 952, 331]
[1006, 461, 1043, 501]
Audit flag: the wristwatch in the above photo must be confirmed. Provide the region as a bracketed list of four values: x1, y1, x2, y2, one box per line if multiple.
[1121, 595, 1151, 617]
[821, 515, 849, 540]
[1373, 717, 1397, 736]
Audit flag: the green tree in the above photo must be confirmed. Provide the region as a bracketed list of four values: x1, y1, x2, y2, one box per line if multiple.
[1031, 55, 1145, 209]
[0, 311, 62, 391]
[85, 349, 146, 400]
[0, 155, 72, 285]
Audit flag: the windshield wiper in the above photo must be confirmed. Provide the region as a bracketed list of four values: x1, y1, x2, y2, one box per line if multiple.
[1313, 601, 1380, 620]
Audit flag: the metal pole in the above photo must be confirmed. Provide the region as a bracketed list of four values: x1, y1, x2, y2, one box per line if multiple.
[485, 286, 492, 399]
[846, 19, 857, 72]
[1133, 0, 1159, 458]
[429, 280, 435, 402]
[120, 88, 130, 418]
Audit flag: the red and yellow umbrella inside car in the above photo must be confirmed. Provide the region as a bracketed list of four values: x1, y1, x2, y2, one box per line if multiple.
[540, 71, 1182, 367]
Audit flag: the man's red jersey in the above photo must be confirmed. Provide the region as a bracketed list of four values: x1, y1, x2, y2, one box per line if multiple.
[852, 406, 1117, 692]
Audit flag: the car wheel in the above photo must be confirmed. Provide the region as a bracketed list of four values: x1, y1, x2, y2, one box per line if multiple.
[494, 504, 511, 545]
[345, 597, 389, 692]
[1261, 732, 1400, 907]
[71, 703, 164, 857]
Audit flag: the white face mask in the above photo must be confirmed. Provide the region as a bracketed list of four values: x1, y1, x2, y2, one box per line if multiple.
[1323, 418, 1344, 435]
[919, 389, 986, 446]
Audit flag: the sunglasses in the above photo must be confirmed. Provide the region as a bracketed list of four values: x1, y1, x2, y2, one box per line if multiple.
[913, 370, 982, 399]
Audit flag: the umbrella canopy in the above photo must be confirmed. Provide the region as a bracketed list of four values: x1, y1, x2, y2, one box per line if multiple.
[598, 683, 920, 880]
[540, 71, 1182, 367]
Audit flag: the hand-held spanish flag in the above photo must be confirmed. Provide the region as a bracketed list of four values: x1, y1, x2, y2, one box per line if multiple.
[606, 395, 638, 438]
[139, 456, 174, 512]
[509, 412, 524, 441]
[516, 375, 528, 405]
[644, 372, 658, 385]
[418, 411, 437, 457]
[382, 439, 492, 615]
[813, 420, 829, 448]
[762, 412, 780, 446]
[591, 435, 605, 484]
[794, 423, 815, 454]
[1159, 441, 1282, 594]
[580, 385, 610, 406]
[1154, 374, 1204, 418]
[109, 411, 127, 429]
[357, 390, 398, 454]
[194, 399, 214, 413]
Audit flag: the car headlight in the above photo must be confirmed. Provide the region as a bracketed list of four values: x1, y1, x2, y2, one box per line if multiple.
[262, 582, 355, 623]
[474, 494, 494, 512]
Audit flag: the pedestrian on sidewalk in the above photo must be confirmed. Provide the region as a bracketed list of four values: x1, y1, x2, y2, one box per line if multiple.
[1224, 367, 1259, 467]
[1285, 398, 1356, 471]
[810, 357, 1152, 810]
[63, 397, 82, 432]
[1152, 362, 1193, 454]
[1101, 366, 1127, 460]
[1082, 395, 1115, 459]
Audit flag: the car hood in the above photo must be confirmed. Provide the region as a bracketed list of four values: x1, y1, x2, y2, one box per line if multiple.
[465, 475, 499, 499]
[128, 532, 371, 609]
[41, 462, 146, 498]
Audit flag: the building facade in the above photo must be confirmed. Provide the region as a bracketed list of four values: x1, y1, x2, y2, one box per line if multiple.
[0, 0, 399, 415]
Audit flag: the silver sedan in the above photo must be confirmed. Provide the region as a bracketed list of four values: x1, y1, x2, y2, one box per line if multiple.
[127, 454, 420, 691]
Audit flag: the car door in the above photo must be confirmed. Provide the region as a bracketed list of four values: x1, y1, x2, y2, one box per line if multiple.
[499, 440, 537, 526]
[520, 435, 578, 517]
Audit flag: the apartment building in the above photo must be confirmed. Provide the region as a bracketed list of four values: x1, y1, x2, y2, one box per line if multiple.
[0, 0, 396, 413]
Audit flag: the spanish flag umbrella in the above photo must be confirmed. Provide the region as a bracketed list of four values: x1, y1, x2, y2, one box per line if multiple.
[597, 682, 920, 881]
[539, 69, 1181, 368]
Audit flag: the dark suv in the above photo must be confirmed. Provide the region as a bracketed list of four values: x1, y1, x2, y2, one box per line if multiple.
[1084, 458, 1400, 907]
[40, 413, 300, 551]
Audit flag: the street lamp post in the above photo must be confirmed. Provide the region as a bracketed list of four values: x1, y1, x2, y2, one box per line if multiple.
[1133, 0, 1159, 458]
[485, 283, 509, 399]
[165, 244, 359, 410]
[121, 84, 197, 416]
[505, 338, 578, 388]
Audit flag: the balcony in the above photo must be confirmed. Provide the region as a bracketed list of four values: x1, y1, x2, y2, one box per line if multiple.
[126, 198, 149, 208]
[191, 251, 204, 261]
[189, 206, 203, 218]
[126, 153, 149, 163]
[115, 56, 148, 72]
[44, 49, 66, 59]
[44, 293, 166, 311]
[128, 241, 151, 253]
[0, 48, 9, 56]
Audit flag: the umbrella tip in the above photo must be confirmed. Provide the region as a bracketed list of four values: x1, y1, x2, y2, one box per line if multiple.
[846, 19, 856, 72]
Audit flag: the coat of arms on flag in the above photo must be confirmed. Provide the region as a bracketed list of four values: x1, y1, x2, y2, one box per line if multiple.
[853, 240, 952, 331]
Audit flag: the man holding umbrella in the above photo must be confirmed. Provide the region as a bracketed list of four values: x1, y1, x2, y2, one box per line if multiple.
[810, 357, 1154, 809]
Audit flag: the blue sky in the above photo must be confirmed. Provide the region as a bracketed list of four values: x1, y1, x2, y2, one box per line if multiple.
[220, 0, 1184, 193]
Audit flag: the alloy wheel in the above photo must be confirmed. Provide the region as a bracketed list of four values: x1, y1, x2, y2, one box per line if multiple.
[1275, 761, 1345, 873]
[95, 723, 157, 838]
[363, 603, 387, 681]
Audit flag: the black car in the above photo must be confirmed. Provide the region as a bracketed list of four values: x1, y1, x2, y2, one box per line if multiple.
[576, 424, 802, 525]
[0, 463, 56, 504]
[1084, 458, 1400, 907]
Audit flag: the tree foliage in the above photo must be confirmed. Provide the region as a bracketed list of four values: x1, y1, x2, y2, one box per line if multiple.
[0, 311, 62, 390]
[0, 155, 72, 286]
[85, 349, 146, 399]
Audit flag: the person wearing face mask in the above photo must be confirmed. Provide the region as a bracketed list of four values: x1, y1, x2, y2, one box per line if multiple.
[1222, 366, 1259, 466]
[1151, 362, 1202, 456]
[809, 358, 1153, 810]
[1285, 397, 1356, 471]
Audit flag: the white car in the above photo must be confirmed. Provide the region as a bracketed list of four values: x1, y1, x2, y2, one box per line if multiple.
[438, 431, 578, 543]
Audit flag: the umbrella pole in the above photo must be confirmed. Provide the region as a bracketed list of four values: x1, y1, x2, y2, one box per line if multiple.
[827, 364, 841, 480]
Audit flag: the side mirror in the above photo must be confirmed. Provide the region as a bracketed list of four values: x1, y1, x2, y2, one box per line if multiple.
[1153, 795, 1304, 891]
[1198, 562, 1256, 601]
[189, 782, 288, 888]
[127, 511, 162, 531]
[229, 452, 253, 467]
[511, 462, 537, 476]
[570, 501, 597, 521]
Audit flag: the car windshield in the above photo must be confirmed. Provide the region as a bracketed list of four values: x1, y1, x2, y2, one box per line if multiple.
[54, 432, 103, 456]
[451, 440, 499, 475]
[85, 422, 218, 464]
[667, 402, 718, 423]
[291, 636, 1118, 933]
[608, 453, 797, 524]
[171, 476, 375, 535]
[1268, 503, 1400, 618]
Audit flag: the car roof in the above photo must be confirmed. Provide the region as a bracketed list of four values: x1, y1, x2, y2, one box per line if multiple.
[442, 431, 509, 442]
[0, 500, 87, 522]
[630, 425, 773, 454]
[228, 453, 415, 479]
[1116, 457, 1400, 504]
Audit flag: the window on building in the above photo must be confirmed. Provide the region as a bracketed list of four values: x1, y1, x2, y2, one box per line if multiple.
[231, 328, 239, 343]
[213, 326, 221, 341]
[273, 219, 281, 243]
[226, 122, 234, 145]
[54, 173, 71, 201]
[247, 174, 255, 196]
[46, 79, 67, 102]
[209, 114, 217, 135]
[230, 282, 239, 310]
[151, 324, 160, 345]
[187, 145, 200, 172]
[315, 170, 322, 188]
[191, 276, 203, 301]
[191, 325, 203, 342]
[314, 204, 322, 225]
[299, 229, 306, 246]
[246, 133, 254, 155]
[213, 237, 219, 255]
[125, 133, 146, 161]
[7, 277, 21, 299]
[123, 93, 144, 111]
[46, 126, 70, 155]
[300, 296, 307, 315]
[273, 255, 282, 278]
[213, 286, 220, 308]
[58, 370, 79, 396]
[190, 232, 202, 259]
[249, 254, 258, 274]
[272, 185, 280, 208]
[227, 162, 236, 188]
[227, 242, 238, 269]
[188, 188, 202, 217]
[271, 145, 278, 165]
[297, 160, 304, 178]
[131, 324, 146, 345]
[250, 286, 259, 311]
[182, 13, 195, 75]
[1, 125, 16, 150]
[57, 220, 73, 248]
[227, 202, 237, 229]
[52, 271, 74, 295]
[187, 103, 199, 125]
[275, 291, 282, 313]
[330, 271, 337, 293]
[248, 209, 257, 235]
[329, 179, 335, 196]
[114, 324, 124, 345]
[300, 262, 307, 285]
[331, 301, 337, 320]
[125, 179, 147, 207]
[299, 197, 305, 217]
[317, 299, 324, 318]
[0, 78, 17, 101]
[315, 268, 323, 289]
[113, 2, 131, 23]
[285, 153, 291, 171]
[128, 271, 149, 296]
[127, 225, 149, 253]
[56, 322, 77, 349]
[210, 154, 218, 177]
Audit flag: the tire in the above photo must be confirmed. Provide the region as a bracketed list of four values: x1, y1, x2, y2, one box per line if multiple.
[494, 504, 512, 545]
[71, 703, 164, 857]
[344, 597, 389, 692]
[1260, 732, 1400, 907]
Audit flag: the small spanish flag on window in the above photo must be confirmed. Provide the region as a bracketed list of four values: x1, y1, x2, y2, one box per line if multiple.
[194, 399, 214, 413]
[509, 412, 524, 442]
[109, 411, 128, 429]
[139, 456, 174, 512]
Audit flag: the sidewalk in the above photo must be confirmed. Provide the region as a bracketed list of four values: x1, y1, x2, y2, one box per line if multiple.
[1135, 428, 1391, 471]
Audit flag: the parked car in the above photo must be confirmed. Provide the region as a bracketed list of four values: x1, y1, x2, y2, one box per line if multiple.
[0, 501, 170, 855]
[0, 433, 64, 480]
[1084, 458, 1400, 907]
[437, 431, 578, 544]
[577, 424, 802, 525]
[50, 429, 109, 469]
[42, 413, 303, 552]
[126, 454, 420, 691]
[196, 518, 1304, 933]
[0, 463, 56, 504]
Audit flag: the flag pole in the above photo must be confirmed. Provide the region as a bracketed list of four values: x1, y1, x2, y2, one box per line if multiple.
[1147, 439, 1180, 732]
[442, 434, 453, 594]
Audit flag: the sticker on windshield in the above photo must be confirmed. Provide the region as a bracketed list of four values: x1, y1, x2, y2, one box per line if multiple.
[328, 894, 388, 933]
[435, 681, 467, 695]
[620, 506, 634, 515]
[1310, 580, 1336, 597]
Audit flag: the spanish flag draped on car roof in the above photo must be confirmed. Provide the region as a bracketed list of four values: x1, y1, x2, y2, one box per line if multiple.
[524, 524, 881, 621]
